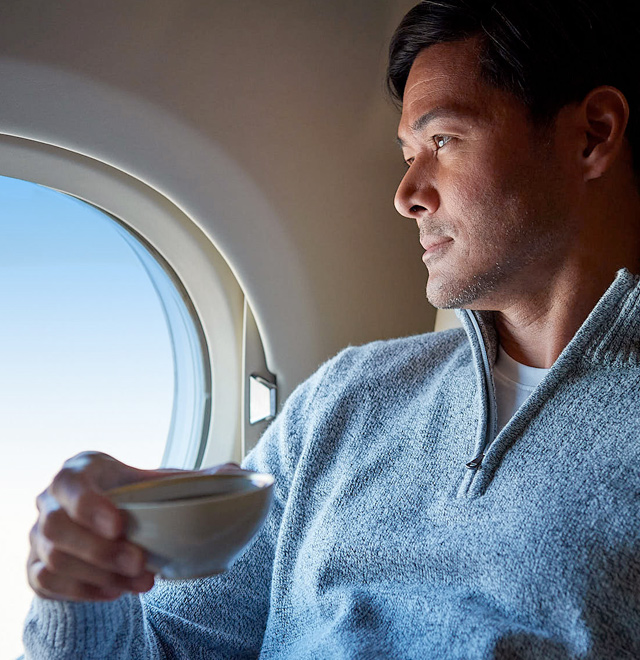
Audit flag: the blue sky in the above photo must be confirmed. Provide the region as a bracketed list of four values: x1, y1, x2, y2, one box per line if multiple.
[0, 175, 175, 657]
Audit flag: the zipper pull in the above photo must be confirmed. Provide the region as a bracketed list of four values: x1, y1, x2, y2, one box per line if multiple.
[466, 453, 484, 469]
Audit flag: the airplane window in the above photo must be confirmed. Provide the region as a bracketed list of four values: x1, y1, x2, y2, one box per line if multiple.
[0, 174, 209, 659]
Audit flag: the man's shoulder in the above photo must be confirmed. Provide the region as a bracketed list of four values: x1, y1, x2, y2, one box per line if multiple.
[320, 328, 470, 385]
[343, 327, 468, 360]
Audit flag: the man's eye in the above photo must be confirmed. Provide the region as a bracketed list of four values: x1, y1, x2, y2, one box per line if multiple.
[433, 135, 452, 150]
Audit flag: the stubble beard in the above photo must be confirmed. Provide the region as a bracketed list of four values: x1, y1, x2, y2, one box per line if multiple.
[425, 218, 558, 310]
[427, 263, 504, 309]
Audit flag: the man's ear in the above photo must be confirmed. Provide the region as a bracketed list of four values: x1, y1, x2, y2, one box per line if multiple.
[579, 86, 630, 181]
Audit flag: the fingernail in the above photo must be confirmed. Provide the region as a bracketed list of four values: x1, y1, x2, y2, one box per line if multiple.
[93, 510, 116, 538]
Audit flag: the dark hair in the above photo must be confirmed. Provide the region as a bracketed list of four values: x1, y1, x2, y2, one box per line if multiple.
[388, 0, 640, 169]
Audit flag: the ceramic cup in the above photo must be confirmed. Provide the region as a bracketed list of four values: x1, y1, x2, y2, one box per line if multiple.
[107, 471, 274, 579]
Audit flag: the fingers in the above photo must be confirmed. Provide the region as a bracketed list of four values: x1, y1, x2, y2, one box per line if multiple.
[29, 495, 155, 602]
[46, 469, 124, 541]
[28, 452, 162, 602]
[28, 544, 155, 602]
[35, 496, 144, 576]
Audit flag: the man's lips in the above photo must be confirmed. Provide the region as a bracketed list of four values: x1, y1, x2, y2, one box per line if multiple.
[421, 237, 453, 258]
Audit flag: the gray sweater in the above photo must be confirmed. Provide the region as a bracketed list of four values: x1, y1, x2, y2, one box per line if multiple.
[23, 268, 640, 659]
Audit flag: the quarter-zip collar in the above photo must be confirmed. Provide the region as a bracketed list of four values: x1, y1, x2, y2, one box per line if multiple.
[452, 267, 640, 498]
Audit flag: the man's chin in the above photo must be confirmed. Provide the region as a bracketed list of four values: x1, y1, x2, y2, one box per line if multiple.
[426, 281, 461, 310]
[426, 266, 504, 309]
[426, 291, 459, 310]
[426, 278, 481, 310]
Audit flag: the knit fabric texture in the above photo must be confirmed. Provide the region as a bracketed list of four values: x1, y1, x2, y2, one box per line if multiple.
[23, 268, 640, 659]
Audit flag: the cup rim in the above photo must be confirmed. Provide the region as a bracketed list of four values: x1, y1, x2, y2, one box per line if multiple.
[106, 471, 274, 509]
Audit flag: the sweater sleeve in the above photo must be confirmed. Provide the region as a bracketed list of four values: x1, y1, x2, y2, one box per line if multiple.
[22, 354, 334, 660]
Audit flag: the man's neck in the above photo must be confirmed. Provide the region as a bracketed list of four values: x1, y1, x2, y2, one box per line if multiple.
[492, 264, 628, 368]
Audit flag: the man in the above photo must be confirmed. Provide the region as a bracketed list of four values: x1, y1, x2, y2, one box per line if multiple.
[23, 0, 640, 657]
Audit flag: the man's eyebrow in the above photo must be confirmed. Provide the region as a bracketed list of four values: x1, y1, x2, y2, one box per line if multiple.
[396, 106, 477, 148]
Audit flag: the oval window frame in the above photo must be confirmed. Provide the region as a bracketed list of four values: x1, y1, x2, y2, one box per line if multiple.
[0, 133, 245, 468]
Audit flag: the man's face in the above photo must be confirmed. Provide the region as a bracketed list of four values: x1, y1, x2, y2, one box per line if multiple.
[395, 39, 575, 309]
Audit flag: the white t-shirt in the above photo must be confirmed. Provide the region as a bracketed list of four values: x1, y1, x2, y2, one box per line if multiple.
[494, 345, 550, 433]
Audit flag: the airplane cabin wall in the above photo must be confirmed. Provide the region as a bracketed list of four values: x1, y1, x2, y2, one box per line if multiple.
[0, 0, 435, 404]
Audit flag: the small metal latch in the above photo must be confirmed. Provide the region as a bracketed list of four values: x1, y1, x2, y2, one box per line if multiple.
[465, 454, 484, 469]
[249, 374, 277, 424]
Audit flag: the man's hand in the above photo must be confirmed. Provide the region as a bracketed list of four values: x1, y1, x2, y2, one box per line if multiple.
[27, 451, 243, 602]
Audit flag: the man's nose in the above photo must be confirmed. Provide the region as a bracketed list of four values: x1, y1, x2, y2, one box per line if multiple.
[394, 162, 440, 219]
